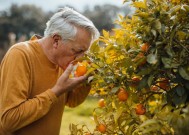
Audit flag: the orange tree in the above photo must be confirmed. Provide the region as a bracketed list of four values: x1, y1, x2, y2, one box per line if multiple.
[69, 0, 189, 134]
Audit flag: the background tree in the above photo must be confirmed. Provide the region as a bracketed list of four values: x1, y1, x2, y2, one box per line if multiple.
[83, 4, 132, 32]
[0, 3, 132, 62]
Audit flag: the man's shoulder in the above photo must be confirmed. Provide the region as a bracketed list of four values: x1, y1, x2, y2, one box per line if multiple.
[9, 41, 33, 53]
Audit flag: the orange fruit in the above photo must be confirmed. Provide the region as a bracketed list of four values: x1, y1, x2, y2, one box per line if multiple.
[117, 88, 129, 101]
[97, 124, 106, 133]
[133, 53, 147, 66]
[133, 53, 144, 61]
[150, 85, 159, 91]
[75, 64, 87, 77]
[131, 76, 141, 87]
[159, 78, 169, 90]
[98, 98, 105, 108]
[140, 57, 147, 66]
[141, 43, 149, 52]
[132, 76, 141, 83]
[135, 104, 146, 115]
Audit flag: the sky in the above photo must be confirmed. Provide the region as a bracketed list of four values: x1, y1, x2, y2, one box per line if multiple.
[0, 0, 127, 12]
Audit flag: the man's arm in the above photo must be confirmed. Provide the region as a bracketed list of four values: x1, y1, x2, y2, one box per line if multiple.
[66, 84, 91, 108]
[0, 48, 57, 132]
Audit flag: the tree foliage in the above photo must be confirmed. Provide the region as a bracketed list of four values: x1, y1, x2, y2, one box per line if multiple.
[69, 0, 189, 134]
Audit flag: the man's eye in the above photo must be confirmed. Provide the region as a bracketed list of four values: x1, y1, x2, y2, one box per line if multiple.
[72, 49, 83, 54]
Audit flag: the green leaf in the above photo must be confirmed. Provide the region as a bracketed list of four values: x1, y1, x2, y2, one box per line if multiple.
[132, 1, 147, 9]
[151, 29, 157, 37]
[89, 40, 100, 53]
[165, 46, 175, 57]
[176, 85, 186, 97]
[135, 12, 149, 18]
[147, 53, 158, 64]
[137, 67, 153, 76]
[91, 63, 100, 69]
[179, 67, 189, 80]
[126, 124, 135, 135]
[168, 5, 181, 15]
[184, 83, 189, 90]
[176, 31, 187, 40]
[114, 107, 123, 124]
[111, 87, 119, 93]
[161, 57, 180, 68]
[172, 93, 187, 105]
[152, 19, 161, 31]
[155, 41, 164, 46]
[171, 86, 187, 105]
[93, 111, 99, 125]
[138, 76, 148, 89]
[183, 5, 189, 12]
[102, 29, 109, 38]
[147, 74, 154, 87]
[134, 119, 161, 134]
[119, 57, 132, 68]
[87, 76, 94, 83]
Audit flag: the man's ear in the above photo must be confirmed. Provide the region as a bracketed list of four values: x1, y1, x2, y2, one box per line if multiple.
[52, 34, 62, 48]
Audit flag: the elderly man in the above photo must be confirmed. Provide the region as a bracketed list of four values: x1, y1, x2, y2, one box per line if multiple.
[0, 7, 99, 135]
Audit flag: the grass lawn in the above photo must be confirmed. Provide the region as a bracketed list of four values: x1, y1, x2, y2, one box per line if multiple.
[60, 97, 98, 135]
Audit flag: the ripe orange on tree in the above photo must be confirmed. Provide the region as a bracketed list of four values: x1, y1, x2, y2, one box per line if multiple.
[98, 98, 105, 108]
[135, 104, 146, 115]
[75, 64, 87, 77]
[158, 78, 170, 90]
[140, 43, 149, 52]
[133, 53, 147, 66]
[132, 76, 141, 83]
[150, 85, 159, 91]
[117, 88, 129, 101]
[97, 124, 106, 133]
[130, 76, 141, 87]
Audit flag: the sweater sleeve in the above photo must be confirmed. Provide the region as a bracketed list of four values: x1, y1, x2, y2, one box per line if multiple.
[0, 47, 58, 132]
[66, 83, 91, 108]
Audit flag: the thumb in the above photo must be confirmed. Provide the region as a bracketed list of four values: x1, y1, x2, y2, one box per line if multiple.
[64, 64, 73, 79]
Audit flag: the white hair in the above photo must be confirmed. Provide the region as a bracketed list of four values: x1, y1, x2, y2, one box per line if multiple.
[44, 7, 100, 42]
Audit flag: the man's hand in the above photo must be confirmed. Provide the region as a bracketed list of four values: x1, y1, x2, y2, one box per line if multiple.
[51, 64, 88, 97]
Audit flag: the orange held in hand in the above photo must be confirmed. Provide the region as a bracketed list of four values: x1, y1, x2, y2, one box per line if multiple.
[117, 88, 129, 101]
[75, 64, 87, 77]
[97, 124, 106, 133]
[135, 104, 146, 115]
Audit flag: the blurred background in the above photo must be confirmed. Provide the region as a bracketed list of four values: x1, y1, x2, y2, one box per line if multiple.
[0, 0, 133, 134]
[0, 0, 134, 61]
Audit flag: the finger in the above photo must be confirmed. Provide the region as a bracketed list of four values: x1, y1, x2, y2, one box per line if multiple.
[72, 75, 87, 85]
[64, 64, 73, 79]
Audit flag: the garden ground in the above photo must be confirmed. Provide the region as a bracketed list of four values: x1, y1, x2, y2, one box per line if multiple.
[60, 97, 98, 135]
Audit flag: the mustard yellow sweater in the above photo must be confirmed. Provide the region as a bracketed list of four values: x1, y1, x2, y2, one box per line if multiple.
[0, 36, 90, 135]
